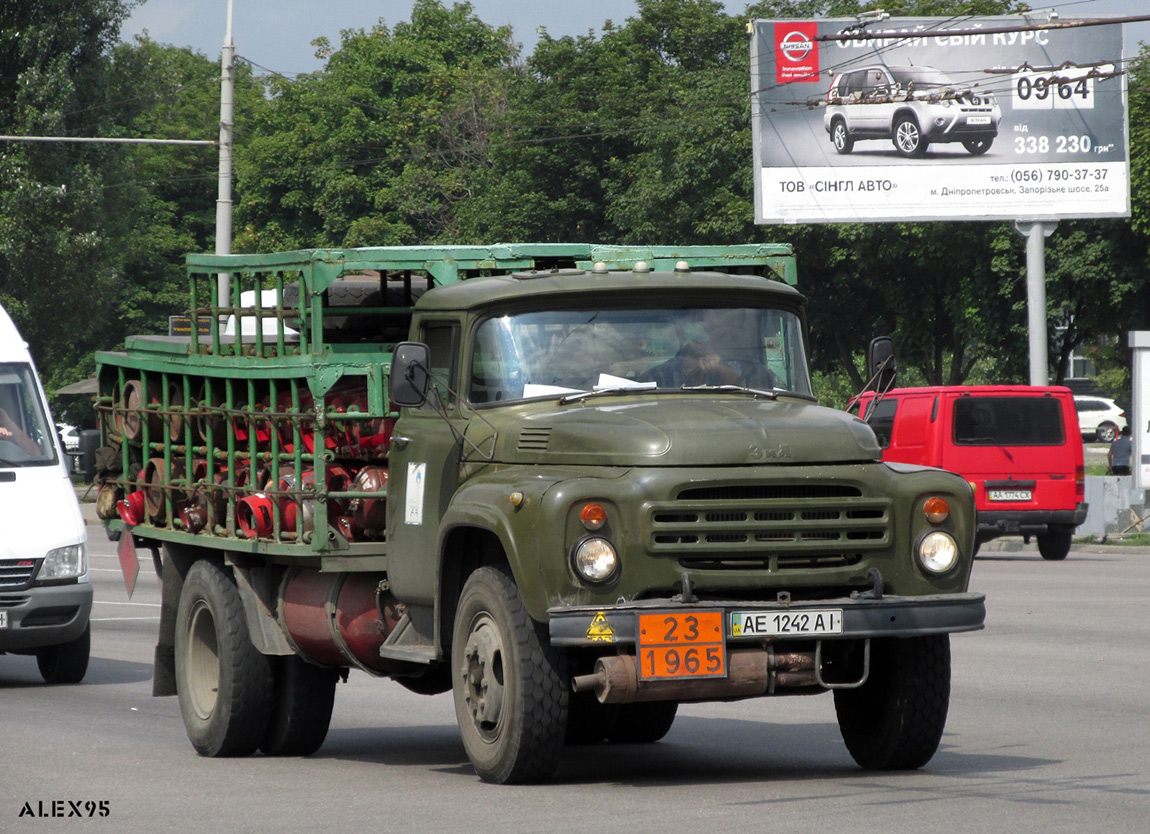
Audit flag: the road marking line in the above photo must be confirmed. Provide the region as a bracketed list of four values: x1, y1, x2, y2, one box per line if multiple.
[92, 616, 161, 622]
[93, 600, 161, 607]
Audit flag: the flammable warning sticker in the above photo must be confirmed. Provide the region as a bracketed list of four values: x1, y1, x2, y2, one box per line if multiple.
[586, 612, 615, 642]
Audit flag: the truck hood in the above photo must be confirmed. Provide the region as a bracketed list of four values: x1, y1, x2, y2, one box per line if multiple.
[475, 395, 881, 467]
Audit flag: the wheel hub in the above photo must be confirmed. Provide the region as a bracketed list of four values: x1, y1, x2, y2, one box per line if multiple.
[186, 600, 220, 721]
[461, 618, 505, 736]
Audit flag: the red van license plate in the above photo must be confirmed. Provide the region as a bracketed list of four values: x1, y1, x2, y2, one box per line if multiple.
[989, 489, 1031, 501]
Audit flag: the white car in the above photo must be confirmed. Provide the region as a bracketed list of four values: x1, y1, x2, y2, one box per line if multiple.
[56, 423, 79, 452]
[1073, 396, 1126, 443]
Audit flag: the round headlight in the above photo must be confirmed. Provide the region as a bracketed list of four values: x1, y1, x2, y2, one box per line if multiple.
[572, 537, 618, 583]
[917, 531, 959, 574]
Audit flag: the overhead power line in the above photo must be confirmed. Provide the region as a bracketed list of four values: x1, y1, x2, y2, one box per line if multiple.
[0, 135, 215, 146]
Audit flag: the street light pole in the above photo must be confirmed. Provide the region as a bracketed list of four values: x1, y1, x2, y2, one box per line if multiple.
[215, 0, 235, 309]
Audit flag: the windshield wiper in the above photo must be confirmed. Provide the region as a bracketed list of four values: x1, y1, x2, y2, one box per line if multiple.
[681, 384, 818, 402]
[559, 386, 680, 405]
[560, 384, 816, 405]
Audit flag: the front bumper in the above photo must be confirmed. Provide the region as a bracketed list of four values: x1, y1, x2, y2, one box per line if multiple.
[976, 503, 1088, 538]
[549, 591, 985, 648]
[0, 583, 93, 652]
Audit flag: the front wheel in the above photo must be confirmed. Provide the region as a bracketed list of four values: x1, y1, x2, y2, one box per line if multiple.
[834, 635, 950, 770]
[452, 567, 568, 784]
[36, 623, 90, 684]
[893, 115, 927, 158]
[175, 560, 273, 757]
[1037, 529, 1072, 561]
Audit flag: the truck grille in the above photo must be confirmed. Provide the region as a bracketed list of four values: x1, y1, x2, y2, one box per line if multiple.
[0, 559, 40, 591]
[647, 484, 891, 570]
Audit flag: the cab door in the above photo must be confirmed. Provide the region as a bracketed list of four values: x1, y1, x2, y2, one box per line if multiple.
[385, 319, 465, 606]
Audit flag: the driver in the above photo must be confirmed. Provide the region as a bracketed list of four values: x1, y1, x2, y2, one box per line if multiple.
[641, 309, 774, 389]
[642, 339, 741, 387]
[0, 407, 41, 457]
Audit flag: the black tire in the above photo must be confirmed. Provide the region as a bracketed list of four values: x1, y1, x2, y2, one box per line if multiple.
[565, 690, 620, 746]
[962, 136, 993, 155]
[174, 560, 273, 757]
[260, 656, 339, 756]
[1096, 423, 1118, 444]
[452, 567, 568, 784]
[831, 120, 854, 154]
[1037, 529, 1072, 561]
[36, 623, 90, 684]
[834, 635, 950, 770]
[893, 115, 927, 158]
[608, 701, 679, 744]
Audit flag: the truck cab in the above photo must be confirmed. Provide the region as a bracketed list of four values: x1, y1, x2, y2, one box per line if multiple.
[0, 305, 91, 683]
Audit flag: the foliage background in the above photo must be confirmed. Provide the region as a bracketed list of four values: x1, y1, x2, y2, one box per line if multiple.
[2, 0, 1148, 423]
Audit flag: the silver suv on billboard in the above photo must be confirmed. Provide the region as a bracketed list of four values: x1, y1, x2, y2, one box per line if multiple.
[823, 65, 1002, 158]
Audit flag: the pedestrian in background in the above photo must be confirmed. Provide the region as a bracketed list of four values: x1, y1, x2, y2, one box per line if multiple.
[1108, 424, 1133, 476]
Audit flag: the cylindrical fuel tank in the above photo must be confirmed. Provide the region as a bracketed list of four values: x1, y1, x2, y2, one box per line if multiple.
[280, 570, 402, 673]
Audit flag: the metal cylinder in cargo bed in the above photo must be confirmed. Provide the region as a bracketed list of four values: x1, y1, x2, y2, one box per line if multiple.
[280, 570, 400, 673]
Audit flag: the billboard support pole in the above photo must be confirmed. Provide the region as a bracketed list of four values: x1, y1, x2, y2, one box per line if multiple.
[1014, 220, 1059, 386]
[1129, 331, 1150, 490]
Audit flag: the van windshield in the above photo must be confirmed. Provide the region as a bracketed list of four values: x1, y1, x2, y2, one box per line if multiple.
[953, 397, 1065, 446]
[469, 306, 812, 404]
[0, 363, 59, 466]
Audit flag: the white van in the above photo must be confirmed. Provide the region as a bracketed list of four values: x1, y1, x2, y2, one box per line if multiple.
[0, 304, 91, 683]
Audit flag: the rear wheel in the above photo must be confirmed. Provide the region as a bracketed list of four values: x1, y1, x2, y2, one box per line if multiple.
[834, 635, 950, 770]
[260, 656, 339, 756]
[36, 623, 90, 684]
[1037, 529, 1072, 561]
[608, 701, 679, 744]
[175, 560, 273, 757]
[831, 120, 854, 154]
[452, 567, 568, 783]
[1096, 423, 1118, 443]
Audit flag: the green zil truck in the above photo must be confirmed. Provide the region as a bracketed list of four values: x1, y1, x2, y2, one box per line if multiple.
[93, 244, 985, 783]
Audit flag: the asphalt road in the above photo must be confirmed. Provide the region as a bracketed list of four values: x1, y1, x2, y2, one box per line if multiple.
[3, 502, 1149, 834]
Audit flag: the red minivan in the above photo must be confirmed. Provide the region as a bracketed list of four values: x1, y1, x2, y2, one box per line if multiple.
[852, 386, 1088, 560]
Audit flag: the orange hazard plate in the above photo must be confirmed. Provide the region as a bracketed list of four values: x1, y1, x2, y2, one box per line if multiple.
[637, 610, 726, 680]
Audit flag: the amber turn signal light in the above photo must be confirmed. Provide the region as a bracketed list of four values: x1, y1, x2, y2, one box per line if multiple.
[924, 497, 949, 525]
[580, 503, 608, 531]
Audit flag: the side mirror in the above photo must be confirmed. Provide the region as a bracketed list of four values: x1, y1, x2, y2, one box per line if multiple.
[866, 336, 897, 393]
[389, 342, 431, 408]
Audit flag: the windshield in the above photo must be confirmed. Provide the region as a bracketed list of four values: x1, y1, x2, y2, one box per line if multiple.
[469, 306, 812, 404]
[0, 363, 59, 466]
[953, 397, 1065, 446]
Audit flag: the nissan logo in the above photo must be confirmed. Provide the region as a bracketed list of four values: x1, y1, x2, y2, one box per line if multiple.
[780, 31, 813, 62]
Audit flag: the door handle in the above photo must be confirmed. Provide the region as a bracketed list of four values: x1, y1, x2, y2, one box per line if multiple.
[391, 435, 411, 449]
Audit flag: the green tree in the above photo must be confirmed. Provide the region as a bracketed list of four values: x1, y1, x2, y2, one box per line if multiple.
[235, 0, 517, 251]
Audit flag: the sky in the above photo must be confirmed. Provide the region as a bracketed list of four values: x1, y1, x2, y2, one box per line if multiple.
[121, 0, 1150, 76]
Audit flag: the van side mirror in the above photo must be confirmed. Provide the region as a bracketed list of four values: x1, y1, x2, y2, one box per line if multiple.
[389, 342, 431, 407]
[866, 336, 897, 393]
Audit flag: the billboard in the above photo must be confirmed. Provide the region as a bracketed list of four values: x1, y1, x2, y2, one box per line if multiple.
[751, 16, 1129, 224]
